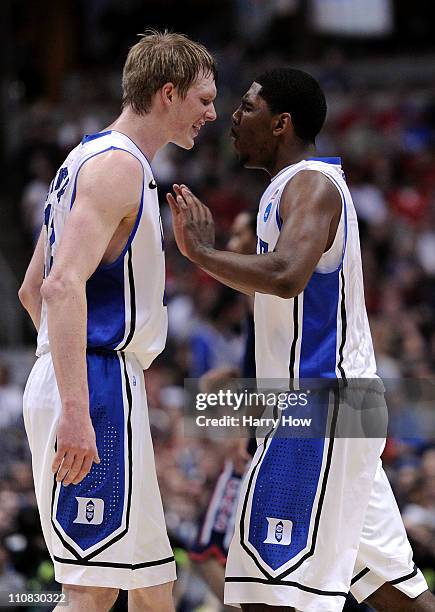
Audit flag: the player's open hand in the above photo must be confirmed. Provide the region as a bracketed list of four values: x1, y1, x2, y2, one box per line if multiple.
[52, 412, 100, 486]
[166, 184, 215, 262]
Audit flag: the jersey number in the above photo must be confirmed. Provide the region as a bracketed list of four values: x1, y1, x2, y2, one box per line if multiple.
[44, 166, 69, 274]
[258, 238, 269, 254]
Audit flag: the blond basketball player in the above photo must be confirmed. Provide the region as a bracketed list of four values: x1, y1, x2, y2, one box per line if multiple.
[18, 30, 216, 612]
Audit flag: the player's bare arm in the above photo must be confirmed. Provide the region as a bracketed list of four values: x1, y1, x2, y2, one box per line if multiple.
[41, 149, 143, 487]
[18, 227, 45, 330]
[168, 170, 341, 298]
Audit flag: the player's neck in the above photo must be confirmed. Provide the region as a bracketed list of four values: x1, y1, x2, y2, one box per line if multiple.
[107, 108, 170, 161]
[269, 144, 316, 177]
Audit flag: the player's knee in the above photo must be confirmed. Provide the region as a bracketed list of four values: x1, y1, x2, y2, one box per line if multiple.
[128, 581, 174, 612]
[62, 584, 119, 611]
[368, 587, 435, 612]
[412, 589, 435, 612]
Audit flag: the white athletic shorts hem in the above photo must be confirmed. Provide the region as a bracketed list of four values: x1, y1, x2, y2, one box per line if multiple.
[224, 581, 346, 611]
[351, 565, 428, 604]
[54, 559, 176, 590]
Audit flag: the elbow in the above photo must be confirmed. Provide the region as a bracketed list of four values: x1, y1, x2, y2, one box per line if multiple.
[18, 284, 31, 309]
[273, 275, 304, 300]
[19, 281, 41, 310]
[40, 274, 78, 304]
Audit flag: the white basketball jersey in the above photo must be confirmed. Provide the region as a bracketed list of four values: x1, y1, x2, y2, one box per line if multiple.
[255, 157, 377, 381]
[37, 130, 167, 369]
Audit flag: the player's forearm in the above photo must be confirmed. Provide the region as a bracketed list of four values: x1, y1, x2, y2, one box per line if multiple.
[201, 268, 254, 296]
[41, 277, 89, 414]
[19, 229, 45, 331]
[193, 247, 298, 298]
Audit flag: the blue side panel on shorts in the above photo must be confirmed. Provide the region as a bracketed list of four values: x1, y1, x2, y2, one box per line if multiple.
[56, 353, 126, 551]
[299, 271, 340, 379]
[86, 261, 126, 350]
[248, 432, 326, 571]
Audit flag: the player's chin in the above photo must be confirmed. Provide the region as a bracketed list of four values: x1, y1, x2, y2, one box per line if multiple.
[238, 153, 251, 167]
[173, 135, 195, 150]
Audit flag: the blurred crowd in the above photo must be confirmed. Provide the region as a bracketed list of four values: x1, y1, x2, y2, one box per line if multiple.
[1, 20, 435, 610]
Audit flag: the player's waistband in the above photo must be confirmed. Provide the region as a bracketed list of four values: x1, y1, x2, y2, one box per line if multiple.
[37, 345, 136, 360]
[36, 345, 154, 369]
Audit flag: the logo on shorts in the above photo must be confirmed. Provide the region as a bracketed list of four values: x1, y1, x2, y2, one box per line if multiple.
[264, 517, 292, 545]
[74, 497, 104, 525]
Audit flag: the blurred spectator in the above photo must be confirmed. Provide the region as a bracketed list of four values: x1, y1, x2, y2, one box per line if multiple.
[20, 151, 54, 244]
[0, 543, 25, 592]
[0, 363, 23, 429]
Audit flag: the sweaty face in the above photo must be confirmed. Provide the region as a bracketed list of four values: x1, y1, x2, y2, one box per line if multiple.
[171, 72, 217, 149]
[231, 82, 275, 169]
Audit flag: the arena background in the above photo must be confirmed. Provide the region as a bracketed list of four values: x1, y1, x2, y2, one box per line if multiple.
[0, 1, 434, 610]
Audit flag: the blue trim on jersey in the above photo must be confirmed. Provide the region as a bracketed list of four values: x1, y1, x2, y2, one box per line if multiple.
[98, 178, 144, 271]
[298, 173, 348, 379]
[322, 173, 348, 270]
[55, 353, 126, 551]
[86, 259, 127, 350]
[299, 271, 340, 378]
[110, 130, 153, 170]
[67, 146, 145, 350]
[308, 157, 342, 165]
[275, 206, 283, 230]
[81, 131, 112, 144]
[69, 146, 143, 211]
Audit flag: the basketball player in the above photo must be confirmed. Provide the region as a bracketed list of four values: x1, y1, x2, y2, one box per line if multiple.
[167, 69, 434, 611]
[18, 31, 216, 612]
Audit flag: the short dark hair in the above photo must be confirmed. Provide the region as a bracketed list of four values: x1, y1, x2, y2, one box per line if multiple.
[255, 68, 327, 144]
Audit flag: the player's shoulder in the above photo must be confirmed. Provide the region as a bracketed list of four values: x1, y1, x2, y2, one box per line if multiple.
[74, 147, 143, 212]
[280, 164, 342, 219]
[79, 147, 143, 185]
[286, 166, 341, 200]
[80, 130, 147, 173]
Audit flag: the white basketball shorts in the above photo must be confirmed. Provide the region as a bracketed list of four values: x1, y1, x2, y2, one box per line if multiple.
[224, 390, 428, 611]
[23, 350, 176, 590]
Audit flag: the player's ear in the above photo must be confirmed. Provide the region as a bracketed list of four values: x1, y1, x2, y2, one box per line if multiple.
[161, 83, 176, 107]
[272, 113, 292, 136]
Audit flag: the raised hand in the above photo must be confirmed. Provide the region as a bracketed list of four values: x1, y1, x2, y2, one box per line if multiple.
[166, 184, 215, 262]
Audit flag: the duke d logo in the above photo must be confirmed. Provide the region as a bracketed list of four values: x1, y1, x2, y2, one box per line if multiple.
[74, 497, 105, 525]
[264, 517, 293, 545]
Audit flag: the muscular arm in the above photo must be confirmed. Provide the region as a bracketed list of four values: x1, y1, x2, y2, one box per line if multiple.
[42, 149, 143, 485]
[18, 228, 45, 330]
[172, 171, 341, 298]
[201, 270, 254, 296]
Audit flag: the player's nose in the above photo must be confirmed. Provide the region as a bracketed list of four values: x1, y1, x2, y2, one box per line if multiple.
[232, 106, 241, 125]
[206, 103, 217, 122]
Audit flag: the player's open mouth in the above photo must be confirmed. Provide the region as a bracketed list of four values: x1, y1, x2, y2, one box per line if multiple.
[192, 123, 203, 136]
[230, 128, 239, 148]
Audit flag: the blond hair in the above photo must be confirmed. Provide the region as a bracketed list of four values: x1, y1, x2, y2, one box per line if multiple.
[122, 30, 217, 114]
